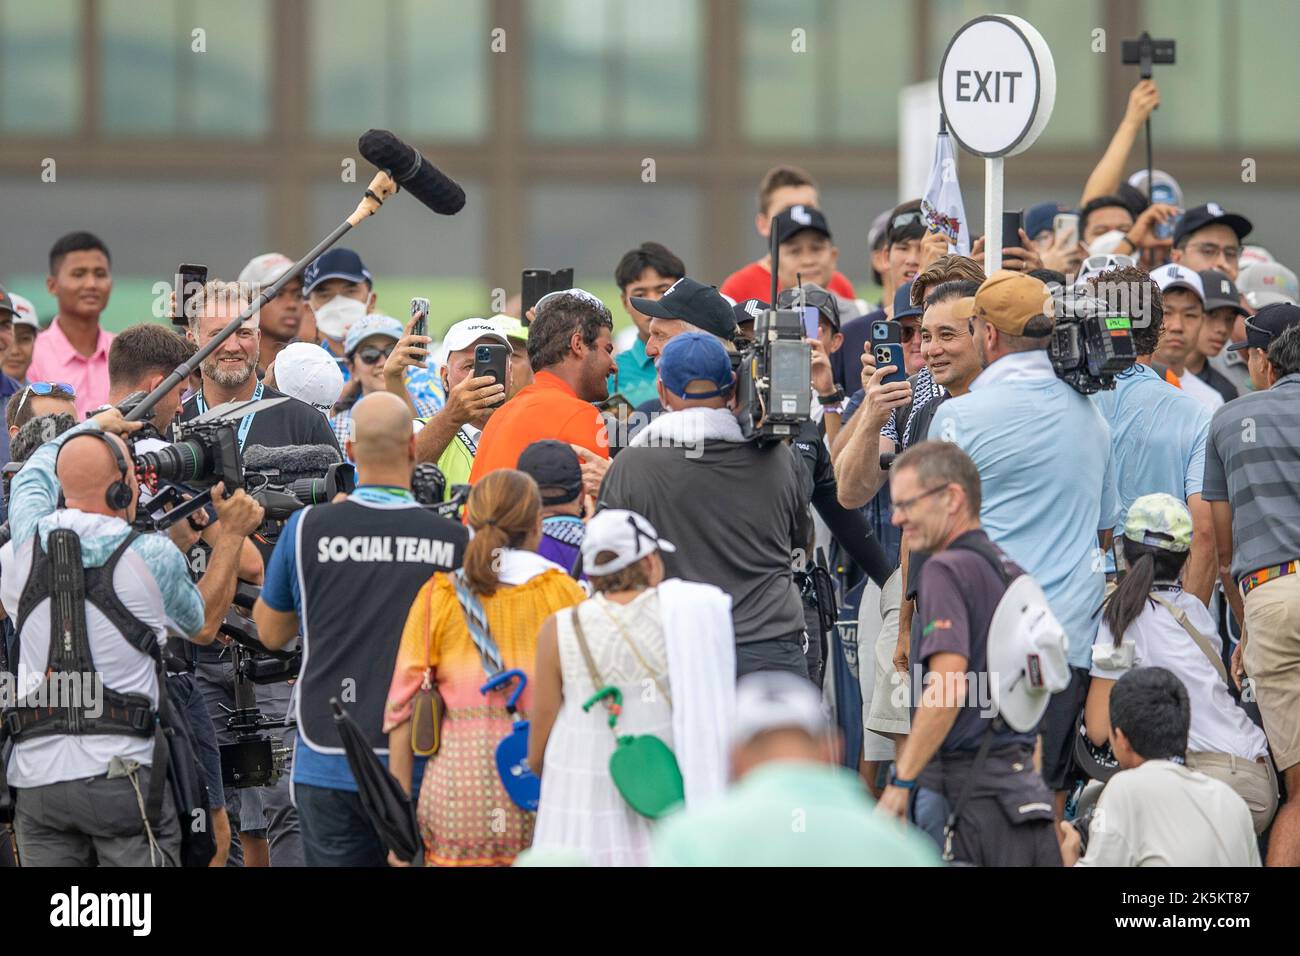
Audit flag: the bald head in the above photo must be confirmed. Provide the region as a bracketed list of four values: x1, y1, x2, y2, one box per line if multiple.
[57, 431, 137, 517]
[347, 392, 415, 471]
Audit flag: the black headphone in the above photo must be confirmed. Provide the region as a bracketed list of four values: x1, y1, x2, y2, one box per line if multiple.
[56, 431, 134, 513]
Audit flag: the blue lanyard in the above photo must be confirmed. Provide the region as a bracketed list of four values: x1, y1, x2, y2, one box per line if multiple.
[196, 382, 264, 452]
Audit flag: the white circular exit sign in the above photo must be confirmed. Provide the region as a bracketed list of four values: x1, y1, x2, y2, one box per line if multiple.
[939, 15, 1056, 158]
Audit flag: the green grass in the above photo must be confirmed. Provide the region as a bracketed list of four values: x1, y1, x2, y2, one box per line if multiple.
[4, 275, 637, 336]
[5, 274, 884, 337]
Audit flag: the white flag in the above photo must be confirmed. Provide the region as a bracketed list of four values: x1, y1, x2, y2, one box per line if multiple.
[921, 129, 970, 256]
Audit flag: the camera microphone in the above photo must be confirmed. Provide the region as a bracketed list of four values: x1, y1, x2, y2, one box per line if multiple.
[243, 443, 343, 483]
[358, 129, 466, 215]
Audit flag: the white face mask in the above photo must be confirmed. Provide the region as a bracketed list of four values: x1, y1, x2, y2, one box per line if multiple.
[312, 294, 367, 341]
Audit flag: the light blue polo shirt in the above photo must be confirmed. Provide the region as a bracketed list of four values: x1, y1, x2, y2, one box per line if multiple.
[930, 350, 1119, 667]
[610, 337, 659, 407]
[1090, 363, 1211, 571]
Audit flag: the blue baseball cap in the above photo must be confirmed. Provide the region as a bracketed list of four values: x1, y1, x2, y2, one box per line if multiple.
[344, 313, 404, 357]
[658, 332, 734, 400]
[304, 248, 372, 295]
[893, 281, 923, 320]
[1024, 201, 1068, 242]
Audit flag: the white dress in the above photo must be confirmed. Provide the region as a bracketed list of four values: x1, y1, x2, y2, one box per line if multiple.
[531, 590, 674, 867]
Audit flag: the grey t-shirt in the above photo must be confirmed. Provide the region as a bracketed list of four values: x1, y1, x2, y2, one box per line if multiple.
[1202, 374, 1300, 580]
[598, 438, 810, 645]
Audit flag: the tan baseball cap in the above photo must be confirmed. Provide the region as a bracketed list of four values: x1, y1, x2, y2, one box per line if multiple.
[952, 270, 1054, 336]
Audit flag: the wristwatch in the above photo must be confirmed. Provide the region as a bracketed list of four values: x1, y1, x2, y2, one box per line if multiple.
[817, 386, 846, 407]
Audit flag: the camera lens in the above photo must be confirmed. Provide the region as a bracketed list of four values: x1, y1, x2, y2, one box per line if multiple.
[134, 439, 211, 484]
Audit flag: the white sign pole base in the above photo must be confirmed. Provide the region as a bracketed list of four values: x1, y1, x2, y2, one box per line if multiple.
[985, 156, 1003, 274]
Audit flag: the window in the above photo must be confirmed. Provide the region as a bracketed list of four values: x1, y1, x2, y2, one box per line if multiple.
[100, 0, 269, 136]
[0, 0, 81, 133]
[527, 0, 702, 142]
[1236, 0, 1300, 147]
[1136, 0, 1225, 148]
[311, 0, 487, 140]
[742, 0, 910, 143]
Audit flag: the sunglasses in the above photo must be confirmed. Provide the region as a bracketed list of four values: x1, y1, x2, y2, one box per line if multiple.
[891, 211, 923, 233]
[356, 346, 394, 365]
[15, 381, 75, 419]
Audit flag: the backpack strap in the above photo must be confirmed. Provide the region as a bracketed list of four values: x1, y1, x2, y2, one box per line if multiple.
[1149, 593, 1229, 685]
[452, 569, 504, 677]
[946, 533, 1014, 587]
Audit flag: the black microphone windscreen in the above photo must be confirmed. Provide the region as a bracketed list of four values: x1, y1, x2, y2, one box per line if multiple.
[244, 444, 342, 482]
[358, 129, 466, 216]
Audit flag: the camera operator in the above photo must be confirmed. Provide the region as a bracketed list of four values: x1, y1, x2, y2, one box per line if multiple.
[252, 392, 467, 866]
[180, 279, 341, 867]
[103, 323, 267, 866]
[1082, 266, 1216, 604]
[598, 333, 814, 680]
[0, 409, 226, 865]
[927, 271, 1120, 818]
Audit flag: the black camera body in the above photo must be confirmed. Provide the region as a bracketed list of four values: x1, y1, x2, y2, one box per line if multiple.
[134, 418, 244, 493]
[735, 307, 813, 444]
[1121, 32, 1176, 79]
[1049, 290, 1137, 394]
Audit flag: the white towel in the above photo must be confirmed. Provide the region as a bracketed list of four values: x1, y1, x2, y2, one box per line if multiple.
[658, 577, 736, 807]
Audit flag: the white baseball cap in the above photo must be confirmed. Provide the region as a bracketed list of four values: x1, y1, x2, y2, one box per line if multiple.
[581, 509, 676, 576]
[1150, 262, 1205, 303]
[733, 671, 831, 746]
[442, 318, 511, 355]
[238, 252, 295, 289]
[7, 291, 39, 330]
[272, 342, 345, 415]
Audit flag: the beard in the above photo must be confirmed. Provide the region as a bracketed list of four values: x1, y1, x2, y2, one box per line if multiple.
[203, 354, 256, 388]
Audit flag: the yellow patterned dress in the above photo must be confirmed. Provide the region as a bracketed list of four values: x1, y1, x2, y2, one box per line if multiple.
[385, 565, 585, 866]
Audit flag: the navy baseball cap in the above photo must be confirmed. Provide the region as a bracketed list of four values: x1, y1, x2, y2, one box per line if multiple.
[1173, 202, 1253, 247]
[1024, 201, 1068, 241]
[1199, 269, 1248, 315]
[1228, 302, 1300, 352]
[893, 281, 923, 321]
[658, 332, 734, 400]
[632, 277, 737, 340]
[303, 248, 372, 295]
[732, 298, 770, 329]
[518, 440, 583, 506]
[772, 204, 832, 246]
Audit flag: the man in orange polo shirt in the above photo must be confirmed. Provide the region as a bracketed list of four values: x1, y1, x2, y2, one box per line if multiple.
[469, 290, 617, 484]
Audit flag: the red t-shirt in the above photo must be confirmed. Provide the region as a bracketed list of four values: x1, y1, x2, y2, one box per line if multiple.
[468, 370, 609, 484]
[719, 261, 856, 303]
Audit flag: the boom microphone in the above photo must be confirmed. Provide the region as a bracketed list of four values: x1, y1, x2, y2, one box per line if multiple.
[243, 444, 342, 483]
[358, 129, 466, 215]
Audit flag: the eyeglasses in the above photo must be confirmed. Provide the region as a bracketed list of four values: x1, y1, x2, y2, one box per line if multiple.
[891, 211, 924, 233]
[1190, 242, 1241, 262]
[356, 346, 394, 365]
[15, 381, 75, 420]
[1242, 316, 1275, 343]
[898, 322, 919, 344]
[892, 483, 951, 516]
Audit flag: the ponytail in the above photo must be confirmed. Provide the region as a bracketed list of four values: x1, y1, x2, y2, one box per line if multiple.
[1103, 538, 1191, 643]
[1103, 554, 1156, 645]
[461, 469, 542, 597]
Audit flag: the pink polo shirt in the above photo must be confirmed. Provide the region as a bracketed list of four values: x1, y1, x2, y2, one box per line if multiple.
[27, 318, 115, 419]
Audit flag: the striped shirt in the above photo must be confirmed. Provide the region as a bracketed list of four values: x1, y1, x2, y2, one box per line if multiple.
[1202, 373, 1300, 581]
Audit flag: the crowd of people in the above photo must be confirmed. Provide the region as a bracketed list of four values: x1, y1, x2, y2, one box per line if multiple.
[1, 73, 1298, 870]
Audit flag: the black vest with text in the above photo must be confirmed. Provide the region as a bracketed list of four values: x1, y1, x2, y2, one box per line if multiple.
[294, 499, 468, 754]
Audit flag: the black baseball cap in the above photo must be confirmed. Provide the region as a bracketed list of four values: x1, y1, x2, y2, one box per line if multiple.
[772, 205, 832, 246]
[1174, 202, 1253, 247]
[517, 440, 583, 506]
[1199, 269, 1248, 315]
[777, 283, 841, 332]
[732, 298, 769, 329]
[631, 277, 737, 340]
[0, 287, 16, 318]
[1227, 302, 1300, 352]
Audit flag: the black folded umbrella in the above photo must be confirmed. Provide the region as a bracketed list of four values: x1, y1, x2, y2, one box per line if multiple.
[330, 698, 422, 865]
